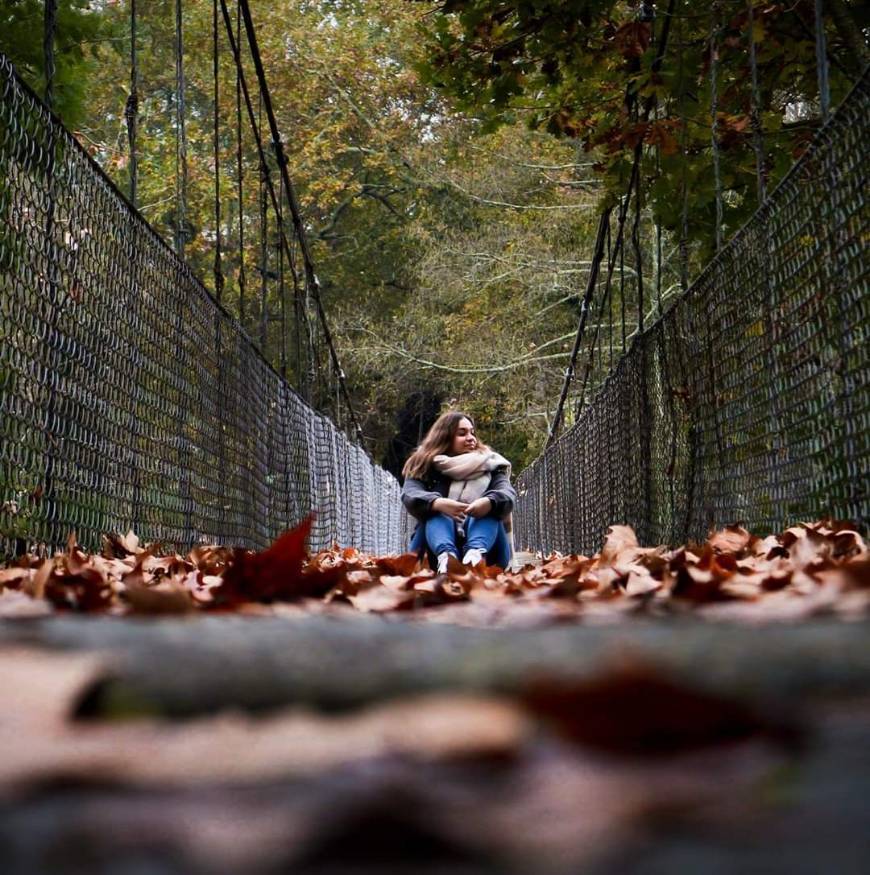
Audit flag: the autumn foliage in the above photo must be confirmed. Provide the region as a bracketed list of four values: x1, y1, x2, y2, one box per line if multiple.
[1, 518, 867, 624]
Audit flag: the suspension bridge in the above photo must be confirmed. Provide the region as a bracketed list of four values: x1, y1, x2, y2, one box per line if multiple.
[1, 3, 870, 873]
[0, 1, 867, 560]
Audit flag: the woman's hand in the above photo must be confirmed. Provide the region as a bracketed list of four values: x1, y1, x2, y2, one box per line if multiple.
[465, 497, 492, 519]
[432, 498, 468, 521]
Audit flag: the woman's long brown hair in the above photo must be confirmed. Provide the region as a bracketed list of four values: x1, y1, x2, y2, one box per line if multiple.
[402, 411, 489, 480]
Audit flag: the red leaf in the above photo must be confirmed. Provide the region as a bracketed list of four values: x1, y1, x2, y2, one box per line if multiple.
[213, 515, 316, 605]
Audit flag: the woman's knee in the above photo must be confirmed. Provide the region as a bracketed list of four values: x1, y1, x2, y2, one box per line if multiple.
[465, 515, 499, 544]
[426, 512, 454, 525]
[425, 513, 457, 552]
[425, 512, 456, 537]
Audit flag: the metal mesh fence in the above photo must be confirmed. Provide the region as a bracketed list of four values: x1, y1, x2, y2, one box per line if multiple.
[517, 70, 869, 554]
[0, 54, 406, 557]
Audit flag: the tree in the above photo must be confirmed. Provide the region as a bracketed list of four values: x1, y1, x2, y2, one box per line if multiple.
[0, 0, 109, 127]
[1, 1, 638, 469]
[342, 121, 605, 469]
[414, 0, 866, 264]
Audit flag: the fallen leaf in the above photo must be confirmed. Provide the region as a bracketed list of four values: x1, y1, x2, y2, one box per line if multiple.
[709, 525, 752, 555]
[124, 579, 195, 614]
[213, 515, 315, 604]
[0, 567, 30, 588]
[102, 530, 143, 558]
[624, 567, 662, 597]
[521, 665, 794, 755]
[348, 585, 416, 613]
[600, 525, 640, 566]
[374, 552, 420, 576]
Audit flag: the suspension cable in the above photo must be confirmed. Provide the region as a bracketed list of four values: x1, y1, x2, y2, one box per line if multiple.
[607, 220, 613, 369]
[631, 158, 645, 334]
[278, 171, 287, 379]
[546, 206, 613, 447]
[292, 235, 305, 394]
[709, 0, 724, 253]
[232, 0, 367, 446]
[258, 89, 269, 350]
[814, 0, 831, 122]
[747, 1, 768, 204]
[620, 219, 626, 352]
[678, 11, 690, 292]
[126, 0, 140, 207]
[235, 1, 246, 325]
[217, 0, 365, 445]
[548, 0, 677, 443]
[651, 8, 663, 318]
[222, 0, 309, 395]
[212, 0, 224, 300]
[43, 0, 57, 110]
[174, 0, 189, 255]
[576, 162, 640, 411]
[654, 153, 663, 315]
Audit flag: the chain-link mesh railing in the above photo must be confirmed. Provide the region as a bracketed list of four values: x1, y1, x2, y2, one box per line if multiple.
[0, 55, 405, 557]
[517, 70, 869, 555]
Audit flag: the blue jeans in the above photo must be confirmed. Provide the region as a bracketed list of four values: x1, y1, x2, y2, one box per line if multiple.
[409, 513, 511, 569]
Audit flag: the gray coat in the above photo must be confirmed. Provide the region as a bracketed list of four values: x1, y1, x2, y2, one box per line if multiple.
[401, 466, 516, 525]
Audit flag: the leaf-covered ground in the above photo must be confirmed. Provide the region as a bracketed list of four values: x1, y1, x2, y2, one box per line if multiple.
[2, 520, 869, 874]
[1, 518, 868, 625]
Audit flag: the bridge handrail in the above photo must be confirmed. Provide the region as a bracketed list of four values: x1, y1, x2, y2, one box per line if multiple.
[0, 53, 405, 556]
[516, 68, 869, 553]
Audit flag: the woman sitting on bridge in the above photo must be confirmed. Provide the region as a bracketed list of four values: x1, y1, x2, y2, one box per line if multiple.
[402, 411, 516, 573]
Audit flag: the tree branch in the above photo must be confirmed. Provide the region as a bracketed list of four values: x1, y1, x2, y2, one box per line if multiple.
[345, 329, 572, 374]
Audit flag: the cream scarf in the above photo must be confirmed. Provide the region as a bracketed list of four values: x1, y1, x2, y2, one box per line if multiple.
[432, 450, 514, 551]
[433, 450, 510, 503]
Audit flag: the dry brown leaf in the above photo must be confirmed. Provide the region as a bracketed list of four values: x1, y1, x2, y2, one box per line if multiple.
[102, 529, 143, 558]
[213, 515, 315, 605]
[1, 518, 866, 625]
[348, 584, 416, 613]
[0, 567, 31, 588]
[624, 567, 662, 597]
[47, 550, 114, 612]
[600, 525, 640, 566]
[709, 524, 752, 555]
[754, 534, 787, 558]
[815, 555, 870, 590]
[831, 529, 866, 559]
[379, 574, 414, 592]
[124, 579, 195, 614]
[374, 552, 420, 577]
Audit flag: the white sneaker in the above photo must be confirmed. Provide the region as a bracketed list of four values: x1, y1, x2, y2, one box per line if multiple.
[436, 551, 452, 574]
[462, 548, 484, 567]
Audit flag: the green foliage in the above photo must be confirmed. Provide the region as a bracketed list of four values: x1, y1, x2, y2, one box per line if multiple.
[352, 121, 604, 470]
[0, 0, 110, 128]
[414, 0, 862, 263]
